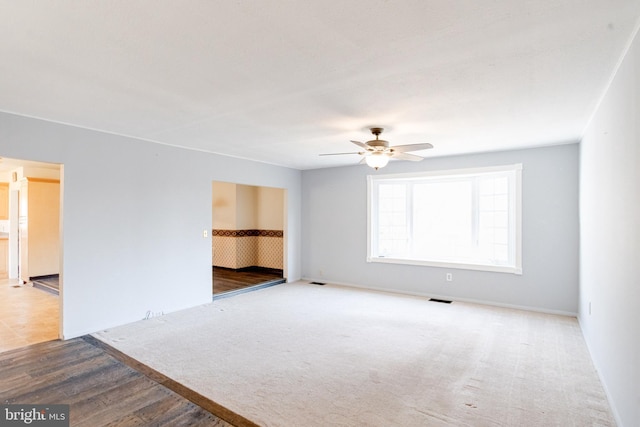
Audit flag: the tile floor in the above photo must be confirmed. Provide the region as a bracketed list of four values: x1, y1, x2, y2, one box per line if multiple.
[0, 278, 60, 353]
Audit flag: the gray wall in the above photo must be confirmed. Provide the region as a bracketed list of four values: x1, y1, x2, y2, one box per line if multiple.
[579, 25, 640, 427]
[302, 144, 579, 314]
[0, 112, 302, 338]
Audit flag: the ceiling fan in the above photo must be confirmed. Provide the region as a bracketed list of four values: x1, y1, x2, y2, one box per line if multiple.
[320, 127, 434, 169]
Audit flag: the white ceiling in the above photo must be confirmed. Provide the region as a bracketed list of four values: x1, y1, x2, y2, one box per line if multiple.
[1, 1, 639, 170]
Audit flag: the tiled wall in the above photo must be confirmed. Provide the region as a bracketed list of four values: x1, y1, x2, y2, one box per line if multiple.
[212, 229, 283, 270]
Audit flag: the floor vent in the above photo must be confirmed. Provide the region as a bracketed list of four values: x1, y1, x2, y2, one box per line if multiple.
[310, 281, 326, 286]
[429, 298, 452, 304]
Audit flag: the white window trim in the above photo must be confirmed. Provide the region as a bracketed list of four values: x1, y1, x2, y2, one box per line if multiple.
[367, 164, 523, 275]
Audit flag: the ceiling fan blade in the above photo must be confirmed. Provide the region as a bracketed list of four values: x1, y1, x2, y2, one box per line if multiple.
[351, 140, 369, 150]
[391, 143, 433, 153]
[319, 152, 362, 156]
[392, 152, 424, 162]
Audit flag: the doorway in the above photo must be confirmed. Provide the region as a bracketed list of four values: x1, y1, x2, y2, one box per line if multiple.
[211, 181, 286, 298]
[0, 156, 62, 352]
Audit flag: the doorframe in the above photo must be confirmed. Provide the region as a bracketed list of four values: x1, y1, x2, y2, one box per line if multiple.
[211, 181, 288, 292]
[6, 158, 63, 341]
[8, 188, 19, 278]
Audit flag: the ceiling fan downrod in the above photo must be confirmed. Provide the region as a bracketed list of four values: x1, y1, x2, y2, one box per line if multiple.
[370, 127, 384, 138]
[367, 127, 389, 149]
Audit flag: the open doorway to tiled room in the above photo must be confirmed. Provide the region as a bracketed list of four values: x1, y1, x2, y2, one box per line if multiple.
[212, 181, 286, 298]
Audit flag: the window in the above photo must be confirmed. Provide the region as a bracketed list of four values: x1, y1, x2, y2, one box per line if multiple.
[368, 164, 522, 274]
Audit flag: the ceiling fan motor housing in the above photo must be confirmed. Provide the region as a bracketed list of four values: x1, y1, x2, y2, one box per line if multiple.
[366, 139, 389, 149]
[367, 127, 389, 149]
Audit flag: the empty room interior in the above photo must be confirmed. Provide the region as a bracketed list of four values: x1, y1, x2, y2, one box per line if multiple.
[0, 2, 639, 426]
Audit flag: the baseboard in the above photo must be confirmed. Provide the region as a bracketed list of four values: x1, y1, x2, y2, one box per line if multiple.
[213, 266, 284, 275]
[301, 277, 578, 317]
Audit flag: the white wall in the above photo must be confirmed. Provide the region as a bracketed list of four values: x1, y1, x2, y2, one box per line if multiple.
[17, 166, 61, 181]
[257, 186, 285, 230]
[302, 144, 579, 314]
[212, 182, 284, 230]
[236, 184, 257, 229]
[211, 181, 236, 229]
[0, 112, 301, 338]
[579, 25, 640, 427]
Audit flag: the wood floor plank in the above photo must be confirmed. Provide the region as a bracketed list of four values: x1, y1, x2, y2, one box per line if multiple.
[62, 359, 138, 400]
[165, 404, 228, 426]
[70, 376, 157, 424]
[132, 394, 221, 426]
[0, 338, 235, 427]
[75, 382, 175, 426]
[213, 266, 284, 294]
[5, 352, 123, 404]
[0, 339, 87, 371]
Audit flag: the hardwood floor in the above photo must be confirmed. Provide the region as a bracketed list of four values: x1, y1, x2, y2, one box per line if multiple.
[212, 267, 284, 294]
[0, 279, 59, 353]
[0, 337, 236, 426]
[0, 274, 285, 426]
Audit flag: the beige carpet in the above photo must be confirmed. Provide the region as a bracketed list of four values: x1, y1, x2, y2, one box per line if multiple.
[94, 282, 615, 426]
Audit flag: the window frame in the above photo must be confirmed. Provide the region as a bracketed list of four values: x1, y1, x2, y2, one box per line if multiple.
[367, 164, 523, 275]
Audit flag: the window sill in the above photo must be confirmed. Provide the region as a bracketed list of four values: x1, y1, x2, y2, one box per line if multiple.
[367, 256, 522, 275]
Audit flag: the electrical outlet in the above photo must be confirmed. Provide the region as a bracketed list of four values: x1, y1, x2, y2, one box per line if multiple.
[145, 310, 165, 320]
[203, 229, 208, 238]
[446, 273, 453, 282]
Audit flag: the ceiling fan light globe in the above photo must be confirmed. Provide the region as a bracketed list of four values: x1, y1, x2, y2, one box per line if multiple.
[365, 153, 390, 170]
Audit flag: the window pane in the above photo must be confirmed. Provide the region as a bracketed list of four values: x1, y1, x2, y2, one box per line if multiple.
[494, 195, 508, 211]
[369, 165, 521, 273]
[412, 181, 472, 261]
[376, 183, 408, 256]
